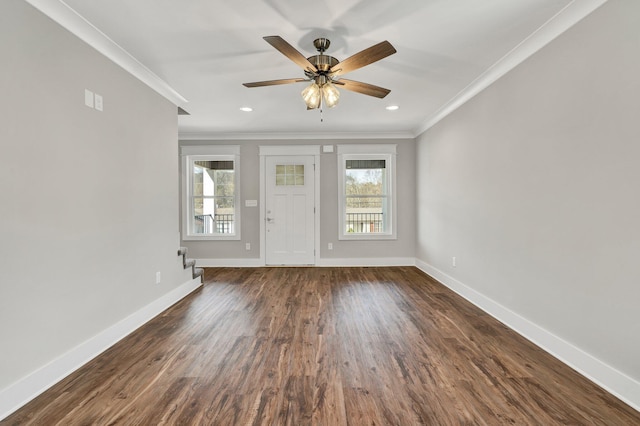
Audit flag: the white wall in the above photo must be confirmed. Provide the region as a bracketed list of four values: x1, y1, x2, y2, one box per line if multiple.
[415, 0, 640, 407]
[0, 0, 192, 412]
[179, 139, 416, 264]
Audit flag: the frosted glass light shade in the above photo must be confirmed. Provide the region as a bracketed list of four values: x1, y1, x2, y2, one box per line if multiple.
[322, 82, 340, 108]
[301, 83, 321, 109]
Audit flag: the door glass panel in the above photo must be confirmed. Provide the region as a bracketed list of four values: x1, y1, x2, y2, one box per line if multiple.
[276, 164, 304, 186]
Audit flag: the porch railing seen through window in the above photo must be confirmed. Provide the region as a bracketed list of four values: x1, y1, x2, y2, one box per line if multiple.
[345, 212, 383, 233]
[194, 214, 235, 234]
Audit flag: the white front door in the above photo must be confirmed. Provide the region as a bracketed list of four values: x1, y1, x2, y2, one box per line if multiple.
[265, 155, 315, 265]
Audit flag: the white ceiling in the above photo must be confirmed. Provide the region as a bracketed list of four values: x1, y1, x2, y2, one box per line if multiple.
[30, 0, 605, 138]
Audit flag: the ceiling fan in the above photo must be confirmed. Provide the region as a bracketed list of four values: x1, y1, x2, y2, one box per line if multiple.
[243, 36, 396, 110]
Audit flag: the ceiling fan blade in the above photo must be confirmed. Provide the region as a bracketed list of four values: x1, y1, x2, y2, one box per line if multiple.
[263, 36, 317, 72]
[330, 40, 396, 76]
[334, 79, 391, 98]
[243, 78, 308, 88]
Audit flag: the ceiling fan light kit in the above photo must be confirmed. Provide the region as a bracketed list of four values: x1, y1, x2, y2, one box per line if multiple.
[243, 35, 396, 114]
[300, 74, 340, 109]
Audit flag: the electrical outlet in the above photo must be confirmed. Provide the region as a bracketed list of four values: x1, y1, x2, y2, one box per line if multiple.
[246, 243, 251, 251]
[452, 257, 457, 268]
[156, 271, 161, 284]
[328, 243, 333, 250]
[94, 94, 103, 111]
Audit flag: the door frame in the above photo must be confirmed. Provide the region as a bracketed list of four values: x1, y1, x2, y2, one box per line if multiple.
[259, 145, 320, 266]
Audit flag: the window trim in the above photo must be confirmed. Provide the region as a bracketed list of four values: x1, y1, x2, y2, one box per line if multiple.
[180, 145, 241, 241]
[337, 144, 397, 241]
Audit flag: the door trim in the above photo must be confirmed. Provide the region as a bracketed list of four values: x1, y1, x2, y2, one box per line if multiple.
[259, 145, 320, 266]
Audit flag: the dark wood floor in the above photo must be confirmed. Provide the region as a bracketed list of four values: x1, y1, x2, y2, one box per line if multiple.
[3, 267, 639, 425]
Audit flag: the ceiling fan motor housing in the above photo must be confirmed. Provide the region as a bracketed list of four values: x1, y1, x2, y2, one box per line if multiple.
[305, 38, 339, 78]
[306, 54, 339, 74]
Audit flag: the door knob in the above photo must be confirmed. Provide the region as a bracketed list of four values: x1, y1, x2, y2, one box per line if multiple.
[266, 217, 274, 222]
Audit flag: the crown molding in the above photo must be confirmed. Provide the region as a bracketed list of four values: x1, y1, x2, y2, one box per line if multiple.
[414, 0, 608, 136]
[178, 131, 416, 141]
[25, 0, 605, 138]
[24, 0, 188, 107]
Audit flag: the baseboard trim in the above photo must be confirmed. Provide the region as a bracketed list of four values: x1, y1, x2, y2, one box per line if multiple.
[195, 257, 415, 267]
[316, 257, 416, 267]
[0, 277, 203, 421]
[415, 259, 640, 412]
[195, 258, 264, 267]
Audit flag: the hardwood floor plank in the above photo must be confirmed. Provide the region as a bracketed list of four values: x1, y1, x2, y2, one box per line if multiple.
[3, 267, 639, 425]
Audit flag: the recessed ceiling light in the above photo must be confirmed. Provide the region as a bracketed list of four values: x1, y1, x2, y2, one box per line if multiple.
[240, 107, 253, 112]
[385, 105, 399, 111]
